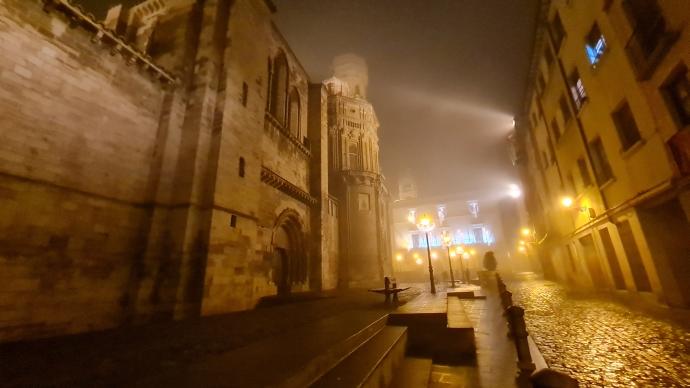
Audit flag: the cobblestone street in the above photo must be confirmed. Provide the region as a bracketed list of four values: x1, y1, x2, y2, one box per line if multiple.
[510, 280, 690, 387]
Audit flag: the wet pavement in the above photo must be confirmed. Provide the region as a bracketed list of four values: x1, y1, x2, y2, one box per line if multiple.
[509, 280, 690, 387]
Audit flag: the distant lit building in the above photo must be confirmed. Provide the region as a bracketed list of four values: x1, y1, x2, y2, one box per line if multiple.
[390, 180, 528, 282]
[516, 0, 690, 307]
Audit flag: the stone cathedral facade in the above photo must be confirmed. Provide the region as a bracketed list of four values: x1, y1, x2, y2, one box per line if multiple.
[0, 0, 390, 343]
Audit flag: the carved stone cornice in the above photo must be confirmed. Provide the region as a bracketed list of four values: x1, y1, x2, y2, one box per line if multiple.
[41, 0, 177, 85]
[261, 166, 317, 207]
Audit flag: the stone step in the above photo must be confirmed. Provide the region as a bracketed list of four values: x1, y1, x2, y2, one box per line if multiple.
[388, 357, 432, 388]
[387, 293, 475, 360]
[311, 326, 408, 388]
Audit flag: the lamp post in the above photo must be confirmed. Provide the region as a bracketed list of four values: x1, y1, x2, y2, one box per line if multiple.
[416, 214, 436, 294]
[442, 233, 456, 288]
[453, 246, 467, 285]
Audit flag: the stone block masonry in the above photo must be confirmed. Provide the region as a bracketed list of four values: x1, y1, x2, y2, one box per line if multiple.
[0, 0, 346, 343]
[0, 0, 166, 341]
[0, 0, 397, 343]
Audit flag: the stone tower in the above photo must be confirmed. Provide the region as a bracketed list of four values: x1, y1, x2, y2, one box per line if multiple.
[325, 54, 392, 288]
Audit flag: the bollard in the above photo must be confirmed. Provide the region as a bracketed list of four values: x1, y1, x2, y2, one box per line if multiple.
[506, 305, 535, 374]
[500, 289, 513, 310]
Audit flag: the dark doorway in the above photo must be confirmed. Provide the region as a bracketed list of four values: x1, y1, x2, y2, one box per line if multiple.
[638, 199, 690, 306]
[275, 248, 290, 295]
[617, 220, 652, 292]
[599, 227, 627, 290]
[579, 234, 607, 288]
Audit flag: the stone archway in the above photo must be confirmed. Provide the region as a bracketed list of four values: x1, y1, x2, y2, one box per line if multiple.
[271, 209, 307, 295]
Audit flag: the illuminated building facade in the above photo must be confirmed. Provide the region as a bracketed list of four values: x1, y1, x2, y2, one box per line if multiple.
[325, 55, 393, 288]
[0, 0, 389, 342]
[390, 182, 528, 283]
[516, 0, 690, 307]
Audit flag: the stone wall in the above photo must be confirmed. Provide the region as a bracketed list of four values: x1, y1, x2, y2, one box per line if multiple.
[0, 0, 338, 342]
[0, 0, 166, 341]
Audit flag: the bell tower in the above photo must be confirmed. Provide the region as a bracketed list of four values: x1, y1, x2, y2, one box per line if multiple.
[325, 54, 392, 288]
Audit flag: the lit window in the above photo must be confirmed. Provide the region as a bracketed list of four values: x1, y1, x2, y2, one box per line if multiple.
[568, 69, 587, 111]
[585, 23, 607, 66]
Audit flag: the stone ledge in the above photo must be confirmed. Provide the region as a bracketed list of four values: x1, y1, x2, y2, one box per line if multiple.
[260, 165, 317, 207]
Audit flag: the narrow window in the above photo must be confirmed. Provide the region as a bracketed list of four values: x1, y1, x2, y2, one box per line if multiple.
[566, 173, 576, 194]
[230, 215, 237, 228]
[537, 72, 547, 95]
[546, 135, 557, 165]
[550, 118, 561, 142]
[241, 82, 249, 107]
[568, 69, 587, 111]
[621, 0, 666, 58]
[269, 54, 289, 123]
[347, 143, 359, 170]
[589, 138, 614, 185]
[559, 95, 572, 124]
[238, 157, 245, 177]
[611, 101, 642, 150]
[663, 65, 690, 127]
[288, 88, 300, 137]
[585, 23, 607, 66]
[550, 12, 566, 51]
[577, 157, 593, 187]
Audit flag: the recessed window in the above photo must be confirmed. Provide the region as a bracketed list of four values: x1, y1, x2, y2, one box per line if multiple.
[577, 157, 593, 187]
[238, 157, 245, 177]
[358, 193, 370, 211]
[551, 12, 566, 51]
[546, 134, 557, 164]
[611, 100, 642, 151]
[537, 72, 547, 96]
[559, 95, 572, 125]
[241, 82, 248, 107]
[230, 215, 237, 228]
[589, 137, 614, 185]
[585, 23, 607, 66]
[663, 65, 690, 127]
[568, 69, 587, 111]
[544, 46, 554, 67]
[550, 118, 561, 143]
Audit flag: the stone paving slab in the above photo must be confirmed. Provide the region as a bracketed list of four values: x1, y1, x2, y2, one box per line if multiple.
[0, 290, 409, 387]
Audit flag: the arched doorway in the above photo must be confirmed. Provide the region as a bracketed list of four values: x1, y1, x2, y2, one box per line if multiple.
[271, 210, 307, 295]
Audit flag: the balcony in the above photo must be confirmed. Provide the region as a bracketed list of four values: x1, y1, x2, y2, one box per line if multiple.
[668, 129, 690, 176]
[624, 17, 679, 80]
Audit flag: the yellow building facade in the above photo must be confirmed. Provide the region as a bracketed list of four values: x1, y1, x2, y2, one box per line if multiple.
[517, 0, 690, 307]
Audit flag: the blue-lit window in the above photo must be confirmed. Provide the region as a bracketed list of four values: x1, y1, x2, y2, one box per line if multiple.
[585, 23, 607, 66]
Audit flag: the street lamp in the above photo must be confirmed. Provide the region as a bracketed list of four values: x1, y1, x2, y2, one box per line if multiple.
[442, 232, 457, 288]
[416, 213, 436, 294]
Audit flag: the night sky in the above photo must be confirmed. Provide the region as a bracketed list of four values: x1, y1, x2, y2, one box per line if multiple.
[81, 0, 539, 198]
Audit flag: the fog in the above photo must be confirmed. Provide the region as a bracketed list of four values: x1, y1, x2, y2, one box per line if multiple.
[83, 0, 539, 198]
[273, 0, 539, 198]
